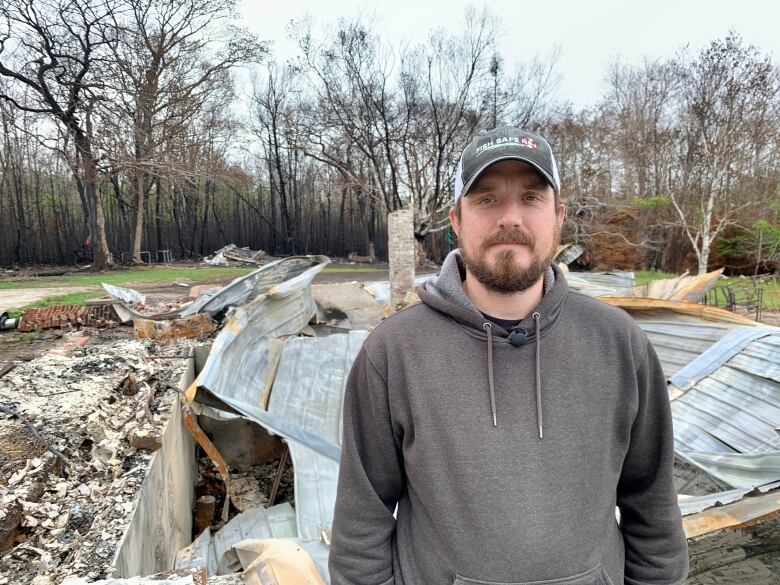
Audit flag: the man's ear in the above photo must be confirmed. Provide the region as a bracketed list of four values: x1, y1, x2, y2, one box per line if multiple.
[449, 206, 460, 237]
[557, 202, 566, 228]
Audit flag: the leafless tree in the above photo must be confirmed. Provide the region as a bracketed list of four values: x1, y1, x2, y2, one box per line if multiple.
[671, 33, 779, 273]
[102, 0, 263, 263]
[0, 0, 117, 268]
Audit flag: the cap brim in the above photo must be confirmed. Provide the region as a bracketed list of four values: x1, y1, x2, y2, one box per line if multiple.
[459, 155, 558, 198]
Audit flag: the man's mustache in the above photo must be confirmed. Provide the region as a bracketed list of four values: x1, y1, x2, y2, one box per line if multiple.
[481, 229, 536, 251]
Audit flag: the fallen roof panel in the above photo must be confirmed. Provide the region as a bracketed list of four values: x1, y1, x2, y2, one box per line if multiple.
[212, 504, 298, 575]
[682, 486, 780, 538]
[565, 271, 635, 297]
[633, 320, 742, 380]
[182, 256, 329, 318]
[601, 297, 759, 325]
[268, 330, 369, 541]
[670, 327, 780, 487]
[628, 268, 723, 303]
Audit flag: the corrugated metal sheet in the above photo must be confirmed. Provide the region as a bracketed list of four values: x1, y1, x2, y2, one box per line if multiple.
[193, 258, 347, 461]
[213, 504, 298, 575]
[632, 321, 742, 380]
[564, 271, 635, 297]
[670, 329, 780, 487]
[678, 481, 780, 516]
[682, 486, 780, 538]
[182, 255, 330, 317]
[555, 243, 584, 266]
[268, 330, 369, 541]
[628, 268, 723, 303]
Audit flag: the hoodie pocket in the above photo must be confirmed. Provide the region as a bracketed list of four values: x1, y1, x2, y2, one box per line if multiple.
[454, 564, 613, 585]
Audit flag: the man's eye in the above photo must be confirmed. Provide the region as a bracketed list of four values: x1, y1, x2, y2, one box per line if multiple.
[525, 193, 541, 202]
[477, 196, 495, 205]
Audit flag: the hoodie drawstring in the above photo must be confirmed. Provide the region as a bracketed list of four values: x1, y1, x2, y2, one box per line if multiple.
[483, 313, 544, 439]
[532, 312, 543, 439]
[483, 323, 498, 427]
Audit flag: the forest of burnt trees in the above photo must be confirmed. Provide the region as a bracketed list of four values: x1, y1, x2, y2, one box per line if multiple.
[0, 0, 779, 274]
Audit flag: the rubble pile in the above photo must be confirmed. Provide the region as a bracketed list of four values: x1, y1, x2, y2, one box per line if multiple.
[18, 305, 119, 332]
[203, 245, 267, 267]
[0, 337, 191, 584]
[195, 455, 294, 534]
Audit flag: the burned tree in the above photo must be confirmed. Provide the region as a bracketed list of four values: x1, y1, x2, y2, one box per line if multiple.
[105, 0, 263, 263]
[671, 33, 779, 274]
[0, 0, 115, 269]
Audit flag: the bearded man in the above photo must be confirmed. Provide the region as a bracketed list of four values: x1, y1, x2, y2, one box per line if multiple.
[329, 127, 689, 585]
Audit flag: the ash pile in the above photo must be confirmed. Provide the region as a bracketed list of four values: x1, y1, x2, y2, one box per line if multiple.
[0, 337, 191, 584]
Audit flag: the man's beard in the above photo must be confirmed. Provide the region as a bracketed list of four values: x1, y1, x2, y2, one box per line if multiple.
[459, 226, 560, 294]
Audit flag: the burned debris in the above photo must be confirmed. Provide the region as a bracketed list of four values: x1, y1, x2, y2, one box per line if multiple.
[1, 256, 779, 584]
[0, 338, 192, 584]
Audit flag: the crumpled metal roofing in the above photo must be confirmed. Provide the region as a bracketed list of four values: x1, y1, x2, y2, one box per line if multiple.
[268, 330, 369, 541]
[677, 480, 780, 516]
[213, 504, 298, 575]
[633, 320, 743, 380]
[193, 258, 342, 461]
[627, 268, 723, 303]
[681, 484, 780, 538]
[670, 327, 780, 487]
[175, 504, 299, 576]
[555, 243, 585, 266]
[194, 329, 368, 580]
[564, 271, 635, 297]
[182, 255, 330, 318]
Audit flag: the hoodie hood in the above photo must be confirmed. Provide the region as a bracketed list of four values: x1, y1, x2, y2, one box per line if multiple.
[417, 249, 569, 437]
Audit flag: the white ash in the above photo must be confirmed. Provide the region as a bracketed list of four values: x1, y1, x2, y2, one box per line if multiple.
[0, 337, 192, 584]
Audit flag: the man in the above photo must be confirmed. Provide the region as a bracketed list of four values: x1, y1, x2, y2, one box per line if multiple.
[329, 126, 689, 585]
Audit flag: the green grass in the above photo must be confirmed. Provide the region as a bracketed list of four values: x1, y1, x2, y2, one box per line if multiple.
[627, 269, 780, 311]
[0, 266, 255, 290]
[0, 263, 384, 291]
[26, 291, 96, 308]
[709, 276, 780, 311]
[633, 269, 677, 286]
[19, 330, 41, 342]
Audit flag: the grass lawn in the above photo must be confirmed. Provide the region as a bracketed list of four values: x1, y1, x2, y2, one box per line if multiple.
[634, 268, 780, 310]
[633, 269, 678, 286]
[0, 264, 384, 291]
[712, 276, 780, 310]
[1, 263, 387, 316]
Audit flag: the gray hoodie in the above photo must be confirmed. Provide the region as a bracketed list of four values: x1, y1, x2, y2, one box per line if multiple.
[329, 250, 688, 585]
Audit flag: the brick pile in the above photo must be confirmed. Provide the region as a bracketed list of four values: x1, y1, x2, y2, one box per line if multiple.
[18, 304, 118, 332]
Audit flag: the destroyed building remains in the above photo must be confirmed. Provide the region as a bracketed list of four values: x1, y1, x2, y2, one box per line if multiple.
[1, 257, 779, 584]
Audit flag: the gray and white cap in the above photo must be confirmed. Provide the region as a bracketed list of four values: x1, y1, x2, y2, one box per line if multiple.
[454, 126, 560, 200]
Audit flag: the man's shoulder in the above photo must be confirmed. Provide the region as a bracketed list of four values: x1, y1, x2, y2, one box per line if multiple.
[365, 301, 440, 347]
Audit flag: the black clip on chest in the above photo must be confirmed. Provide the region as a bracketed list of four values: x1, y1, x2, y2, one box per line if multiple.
[508, 327, 528, 347]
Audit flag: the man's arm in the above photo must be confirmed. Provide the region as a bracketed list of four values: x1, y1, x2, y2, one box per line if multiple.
[329, 347, 404, 585]
[618, 339, 689, 585]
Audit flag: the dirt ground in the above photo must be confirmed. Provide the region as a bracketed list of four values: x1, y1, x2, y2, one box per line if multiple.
[0, 288, 91, 311]
[0, 263, 438, 363]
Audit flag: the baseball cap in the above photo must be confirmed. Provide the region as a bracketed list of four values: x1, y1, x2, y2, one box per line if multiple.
[454, 126, 560, 200]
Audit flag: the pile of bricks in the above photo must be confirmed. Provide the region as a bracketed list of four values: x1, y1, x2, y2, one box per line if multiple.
[18, 304, 118, 332]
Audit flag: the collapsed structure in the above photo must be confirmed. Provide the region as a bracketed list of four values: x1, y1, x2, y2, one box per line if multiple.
[1, 256, 778, 584]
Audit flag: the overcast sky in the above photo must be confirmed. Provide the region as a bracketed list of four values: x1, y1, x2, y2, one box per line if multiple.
[238, 0, 780, 108]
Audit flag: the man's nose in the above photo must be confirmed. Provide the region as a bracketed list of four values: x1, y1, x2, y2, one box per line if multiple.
[496, 200, 526, 229]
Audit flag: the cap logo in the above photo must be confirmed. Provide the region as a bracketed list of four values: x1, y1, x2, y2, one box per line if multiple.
[475, 135, 538, 156]
[521, 137, 538, 149]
